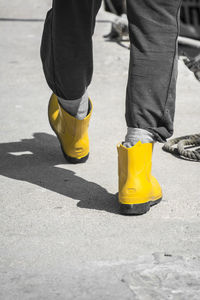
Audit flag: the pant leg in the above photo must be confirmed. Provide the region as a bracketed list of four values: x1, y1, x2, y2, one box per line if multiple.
[41, 0, 102, 100]
[126, 0, 182, 142]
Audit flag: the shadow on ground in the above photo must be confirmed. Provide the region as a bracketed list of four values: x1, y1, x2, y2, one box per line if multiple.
[0, 132, 117, 214]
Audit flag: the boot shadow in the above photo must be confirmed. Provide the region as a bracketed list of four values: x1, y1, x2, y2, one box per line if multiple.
[0, 133, 118, 214]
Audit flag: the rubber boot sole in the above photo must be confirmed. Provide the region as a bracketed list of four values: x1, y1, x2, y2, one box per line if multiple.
[60, 145, 89, 164]
[119, 198, 162, 215]
[48, 104, 89, 164]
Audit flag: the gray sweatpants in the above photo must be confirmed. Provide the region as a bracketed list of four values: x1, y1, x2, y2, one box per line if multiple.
[41, 0, 182, 143]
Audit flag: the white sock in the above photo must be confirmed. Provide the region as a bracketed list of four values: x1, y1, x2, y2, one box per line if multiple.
[123, 127, 155, 148]
[58, 90, 89, 120]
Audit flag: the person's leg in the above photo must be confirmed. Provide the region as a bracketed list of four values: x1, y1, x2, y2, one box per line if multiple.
[41, 0, 102, 112]
[118, 0, 182, 215]
[41, 0, 102, 163]
[125, 0, 182, 143]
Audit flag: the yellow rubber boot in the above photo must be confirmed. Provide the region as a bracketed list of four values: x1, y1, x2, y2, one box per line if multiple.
[117, 141, 162, 215]
[48, 94, 92, 163]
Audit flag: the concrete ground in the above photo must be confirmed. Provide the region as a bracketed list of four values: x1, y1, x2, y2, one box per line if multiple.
[0, 1, 200, 299]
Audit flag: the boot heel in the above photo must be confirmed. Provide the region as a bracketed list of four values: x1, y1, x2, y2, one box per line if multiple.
[120, 202, 151, 215]
[61, 145, 89, 164]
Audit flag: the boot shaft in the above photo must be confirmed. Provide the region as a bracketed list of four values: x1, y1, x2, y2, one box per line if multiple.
[117, 141, 153, 204]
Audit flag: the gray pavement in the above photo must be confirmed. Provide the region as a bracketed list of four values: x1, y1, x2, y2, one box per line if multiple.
[0, 1, 200, 299]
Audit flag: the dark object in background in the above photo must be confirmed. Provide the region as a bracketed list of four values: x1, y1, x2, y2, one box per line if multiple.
[104, 0, 126, 16]
[180, 0, 200, 40]
[179, 0, 200, 66]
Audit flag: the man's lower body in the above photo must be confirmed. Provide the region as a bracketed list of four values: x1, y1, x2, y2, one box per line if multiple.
[41, 0, 182, 214]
